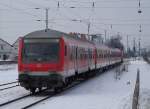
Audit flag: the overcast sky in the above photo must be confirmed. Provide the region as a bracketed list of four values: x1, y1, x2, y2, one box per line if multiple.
[0, 0, 150, 49]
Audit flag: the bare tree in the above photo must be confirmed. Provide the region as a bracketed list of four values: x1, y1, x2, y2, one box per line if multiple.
[106, 35, 124, 50]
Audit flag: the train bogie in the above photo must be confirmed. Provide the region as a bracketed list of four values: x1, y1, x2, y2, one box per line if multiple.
[19, 73, 64, 90]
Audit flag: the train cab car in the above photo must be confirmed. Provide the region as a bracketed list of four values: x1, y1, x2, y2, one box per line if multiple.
[18, 29, 95, 92]
[18, 30, 70, 92]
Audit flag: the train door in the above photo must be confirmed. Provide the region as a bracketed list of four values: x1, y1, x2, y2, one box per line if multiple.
[108, 50, 111, 65]
[64, 44, 69, 76]
[75, 47, 78, 74]
[95, 48, 97, 69]
[88, 48, 91, 70]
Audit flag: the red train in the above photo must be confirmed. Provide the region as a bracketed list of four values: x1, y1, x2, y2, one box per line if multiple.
[18, 29, 123, 93]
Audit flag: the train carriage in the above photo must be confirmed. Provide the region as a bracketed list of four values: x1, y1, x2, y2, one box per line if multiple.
[18, 29, 96, 92]
[18, 29, 123, 93]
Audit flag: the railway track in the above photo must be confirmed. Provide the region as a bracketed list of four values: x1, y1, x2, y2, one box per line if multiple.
[0, 81, 19, 91]
[0, 88, 48, 108]
[0, 81, 18, 86]
[0, 77, 85, 109]
[22, 77, 93, 109]
[0, 94, 31, 107]
[22, 92, 56, 109]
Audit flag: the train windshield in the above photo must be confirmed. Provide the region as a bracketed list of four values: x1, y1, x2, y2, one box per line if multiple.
[23, 38, 60, 63]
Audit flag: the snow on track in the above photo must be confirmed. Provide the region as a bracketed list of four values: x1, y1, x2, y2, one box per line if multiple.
[0, 86, 29, 105]
[30, 59, 150, 109]
[0, 93, 48, 109]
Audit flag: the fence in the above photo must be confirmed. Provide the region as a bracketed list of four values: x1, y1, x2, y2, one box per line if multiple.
[132, 69, 140, 109]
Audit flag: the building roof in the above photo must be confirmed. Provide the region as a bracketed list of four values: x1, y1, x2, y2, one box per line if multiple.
[0, 38, 12, 47]
[12, 38, 19, 46]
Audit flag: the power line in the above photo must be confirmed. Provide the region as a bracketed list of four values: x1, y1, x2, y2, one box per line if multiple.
[46, 0, 150, 3]
[6, 4, 149, 9]
[0, 1, 150, 39]
[0, 20, 39, 22]
[91, 18, 150, 22]
[20, 0, 46, 8]
[0, 2, 40, 18]
[92, 22, 150, 26]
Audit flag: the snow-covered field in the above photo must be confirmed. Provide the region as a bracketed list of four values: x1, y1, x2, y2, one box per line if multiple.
[0, 59, 150, 109]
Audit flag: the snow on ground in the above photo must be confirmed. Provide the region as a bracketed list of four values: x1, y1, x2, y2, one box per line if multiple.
[0, 64, 30, 109]
[122, 60, 150, 109]
[0, 87, 29, 105]
[31, 59, 150, 109]
[0, 59, 150, 109]
[0, 64, 18, 84]
[32, 60, 136, 109]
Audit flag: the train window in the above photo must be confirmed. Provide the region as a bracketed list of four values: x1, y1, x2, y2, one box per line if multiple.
[76, 47, 78, 60]
[91, 50, 92, 59]
[70, 46, 74, 60]
[70, 53, 72, 60]
[91, 51, 92, 59]
[65, 45, 67, 56]
[23, 38, 59, 63]
[71, 46, 73, 60]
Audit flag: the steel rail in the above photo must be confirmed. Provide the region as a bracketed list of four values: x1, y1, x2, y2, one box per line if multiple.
[22, 80, 86, 109]
[0, 85, 19, 91]
[0, 94, 31, 107]
[0, 89, 48, 107]
[0, 81, 18, 87]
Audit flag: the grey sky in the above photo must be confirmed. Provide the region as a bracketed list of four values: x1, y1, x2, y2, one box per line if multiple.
[0, 0, 150, 49]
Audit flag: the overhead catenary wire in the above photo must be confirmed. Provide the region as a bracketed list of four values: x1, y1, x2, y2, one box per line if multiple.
[20, 6, 150, 9]
[6, 0, 150, 9]
[0, 0, 150, 43]
[0, 2, 40, 19]
[20, 0, 46, 8]
[42, 0, 150, 3]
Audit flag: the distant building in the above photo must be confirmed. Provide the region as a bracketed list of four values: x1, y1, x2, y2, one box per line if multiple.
[0, 38, 14, 60]
[12, 38, 19, 61]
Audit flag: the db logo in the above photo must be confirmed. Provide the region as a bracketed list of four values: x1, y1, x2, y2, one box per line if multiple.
[37, 64, 42, 67]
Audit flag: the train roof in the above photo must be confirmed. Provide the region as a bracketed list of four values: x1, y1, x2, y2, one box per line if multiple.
[23, 29, 95, 45]
[24, 29, 70, 38]
[23, 29, 122, 52]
